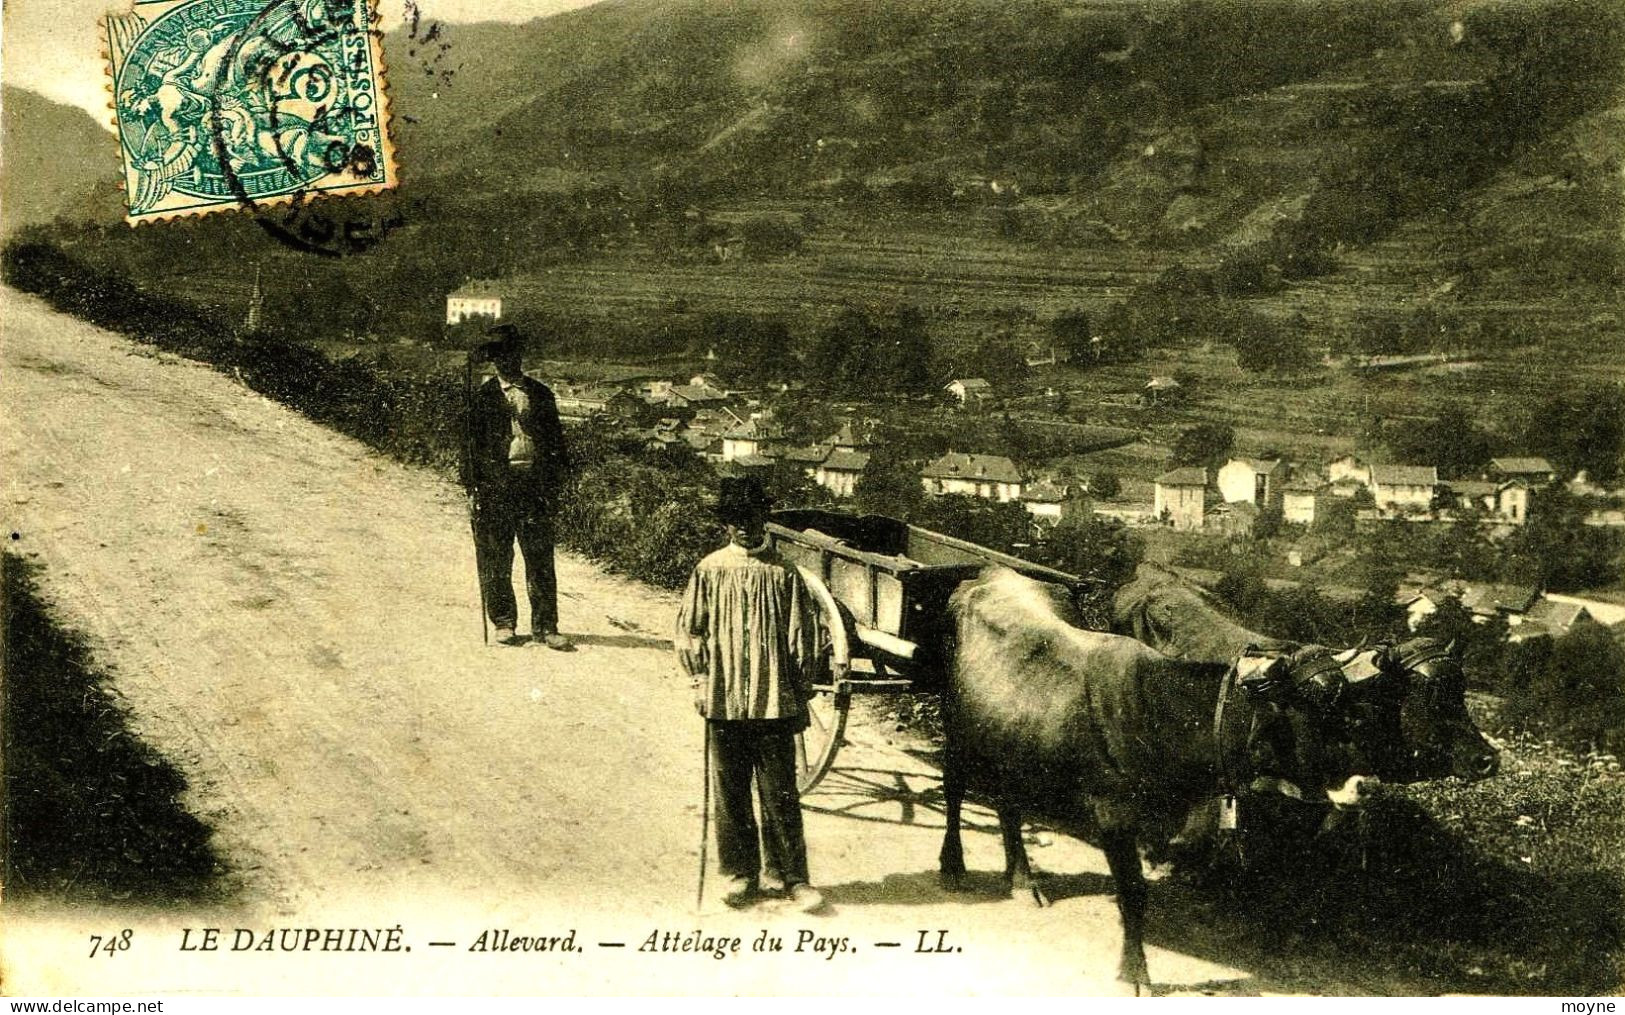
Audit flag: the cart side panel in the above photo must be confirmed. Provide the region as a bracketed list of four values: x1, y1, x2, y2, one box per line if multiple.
[773, 538, 827, 581]
[828, 556, 875, 629]
[875, 571, 906, 636]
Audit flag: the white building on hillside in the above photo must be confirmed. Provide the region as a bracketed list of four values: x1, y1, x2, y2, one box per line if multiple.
[1153, 467, 1208, 530]
[1217, 457, 1284, 507]
[446, 283, 503, 325]
[921, 452, 1023, 502]
[1371, 464, 1438, 512]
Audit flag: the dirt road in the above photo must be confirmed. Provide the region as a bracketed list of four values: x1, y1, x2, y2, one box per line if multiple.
[1, 289, 1340, 995]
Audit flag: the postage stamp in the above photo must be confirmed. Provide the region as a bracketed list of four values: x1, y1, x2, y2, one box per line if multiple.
[104, 0, 396, 225]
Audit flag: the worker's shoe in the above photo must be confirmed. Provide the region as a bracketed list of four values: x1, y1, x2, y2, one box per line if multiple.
[538, 631, 574, 651]
[787, 883, 826, 914]
[719, 876, 757, 909]
[493, 627, 519, 645]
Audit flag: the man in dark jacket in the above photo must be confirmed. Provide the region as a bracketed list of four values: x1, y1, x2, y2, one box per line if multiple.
[462, 324, 573, 649]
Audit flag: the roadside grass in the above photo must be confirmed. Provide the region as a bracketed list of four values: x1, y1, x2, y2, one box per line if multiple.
[2, 554, 226, 904]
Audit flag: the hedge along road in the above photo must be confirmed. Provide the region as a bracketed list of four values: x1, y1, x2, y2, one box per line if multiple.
[3, 286, 1372, 997]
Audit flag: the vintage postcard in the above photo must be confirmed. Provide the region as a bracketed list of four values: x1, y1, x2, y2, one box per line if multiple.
[3, 0, 1623, 1000]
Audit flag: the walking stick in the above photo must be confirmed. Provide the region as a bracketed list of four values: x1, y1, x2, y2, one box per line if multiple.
[464, 352, 489, 646]
[697, 720, 711, 910]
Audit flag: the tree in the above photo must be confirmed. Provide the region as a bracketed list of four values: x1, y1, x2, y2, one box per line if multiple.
[1415, 594, 1508, 687]
[1233, 316, 1314, 373]
[1523, 385, 1625, 484]
[1384, 404, 1494, 480]
[1503, 486, 1624, 592]
[1034, 511, 1145, 588]
[1090, 470, 1122, 500]
[853, 449, 924, 518]
[1501, 622, 1625, 752]
[1051, 308, 1095, 363]
[1171, 423, 1234, 468]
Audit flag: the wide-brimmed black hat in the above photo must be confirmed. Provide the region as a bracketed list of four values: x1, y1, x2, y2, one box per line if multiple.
[474, 323, 526, 363]
[716, 476, 774, 526]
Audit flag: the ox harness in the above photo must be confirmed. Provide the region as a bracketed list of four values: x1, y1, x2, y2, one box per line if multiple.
[1210, 645, 1354, 837]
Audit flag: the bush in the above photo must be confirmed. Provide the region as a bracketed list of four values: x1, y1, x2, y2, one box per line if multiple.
[1501, 624, 1625, 753]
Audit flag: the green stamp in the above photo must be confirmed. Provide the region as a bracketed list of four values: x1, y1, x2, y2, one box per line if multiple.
[106, 0, 396, 225]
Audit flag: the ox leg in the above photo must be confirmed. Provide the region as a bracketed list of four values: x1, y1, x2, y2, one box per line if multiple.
[998, 805, 1049, 907]
[937, 745, 967, 890]
[1101, 826, 1151, 992]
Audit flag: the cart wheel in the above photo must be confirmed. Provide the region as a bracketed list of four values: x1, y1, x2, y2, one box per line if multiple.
[797, 689, 850, 794]
[795, 566, 853, 794]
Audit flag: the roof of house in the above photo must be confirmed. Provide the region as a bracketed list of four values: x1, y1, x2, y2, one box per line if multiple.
[1491, 457, 1555, 475]
[1223, 456, 1284, 476]
[947, 377, 993, 391]
[1445, 479, 1499, 498]
[730, 454, 778, 469]
[1155, 467, 1208, 487]
[1411, 580, 1538, 616]
[1282, 473, 1325, 493]
[822, 450, 871, 472]
[1371, 464, 1438, 487]
[723, 417, 782, 441]
[1021, 480, 1072, 503]
[448, 280, 503, 299]
[922, 452, 1023, 485]
[779, 445, 830, 465]
[1522, 598, 1590, 630]
[669, 384, 728, 403]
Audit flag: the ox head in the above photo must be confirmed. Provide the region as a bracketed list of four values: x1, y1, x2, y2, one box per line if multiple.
[1232, 649, 1382, 808]
[1364, 637, 1499, 783]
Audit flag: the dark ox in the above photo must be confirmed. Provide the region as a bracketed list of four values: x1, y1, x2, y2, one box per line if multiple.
[1111, 563, 1499, 783]
[937, 567, 1377, 991]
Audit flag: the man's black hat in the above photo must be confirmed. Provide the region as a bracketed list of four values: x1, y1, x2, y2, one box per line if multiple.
[717, 476, 774, 527]
[475, 323, 525, 363]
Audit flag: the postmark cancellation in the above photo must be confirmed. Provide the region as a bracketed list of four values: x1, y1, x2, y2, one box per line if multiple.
[105, 0, 396, 225]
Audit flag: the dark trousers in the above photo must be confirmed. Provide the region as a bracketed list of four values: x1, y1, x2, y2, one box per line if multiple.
[709, 720, 810, 888]
[472, 485, 559, 635]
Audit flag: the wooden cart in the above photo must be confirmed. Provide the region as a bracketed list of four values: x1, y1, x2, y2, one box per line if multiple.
[764, 509, 1099, 791]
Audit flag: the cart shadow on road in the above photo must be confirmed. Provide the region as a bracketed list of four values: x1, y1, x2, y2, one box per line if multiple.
[802, 765, 999, 833]
[3, 553, 226, 906]
[567, 632, 672, 652]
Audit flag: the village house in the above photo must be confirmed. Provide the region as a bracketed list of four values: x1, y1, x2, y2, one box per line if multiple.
[815, 450, 870, 498]
[1217, 457, 1285, 508]
[1489, 457, 1557, 487]
[1021, 480, 1083, 528]
[921, 452, 1024, 502]
[1510, 599, 1596, 642]
[944, 378, 994, 411]
[1153, 467, 1208, 530]
[445, 282, 503, 325]
[1370, 464, 1438, 513]
[1402, 580, 1538, 631]
[1326, 454, 1370, 489]
[1281, 475, 1327, 525]
[665, 383, 731, 410]
[721, 416, 782, 462]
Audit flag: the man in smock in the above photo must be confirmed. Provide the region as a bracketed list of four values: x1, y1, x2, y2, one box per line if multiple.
[676, 477, 827, 912]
